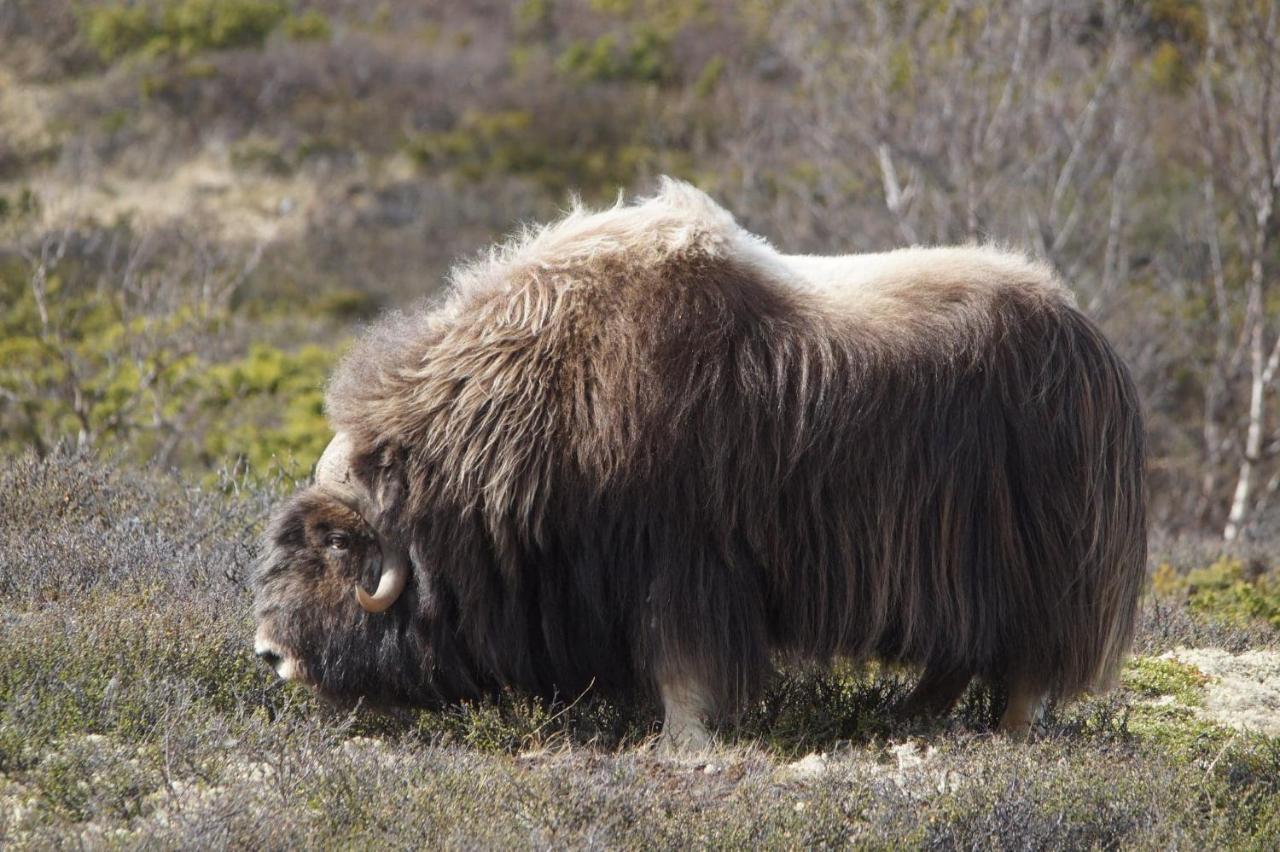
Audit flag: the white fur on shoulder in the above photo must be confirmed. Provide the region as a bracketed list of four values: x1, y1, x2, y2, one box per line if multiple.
[446, 177, 1065, 314]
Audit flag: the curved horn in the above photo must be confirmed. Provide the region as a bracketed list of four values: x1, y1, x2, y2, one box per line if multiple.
[355, 549, 410, 613]
[315, 433, 410, 614]
[315, 432, 360, 500]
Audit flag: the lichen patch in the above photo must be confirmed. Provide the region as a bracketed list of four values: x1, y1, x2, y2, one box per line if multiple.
[1162, 647, 1280, 737]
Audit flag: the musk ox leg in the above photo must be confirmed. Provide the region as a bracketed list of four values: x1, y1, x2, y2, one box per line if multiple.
[896, 666, 972, 720]
[997, 678, 1047, 739]
[657, 674, 714, 753]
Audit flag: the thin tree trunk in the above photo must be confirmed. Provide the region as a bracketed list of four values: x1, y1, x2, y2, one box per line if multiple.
[1224, 308, 1267, 541]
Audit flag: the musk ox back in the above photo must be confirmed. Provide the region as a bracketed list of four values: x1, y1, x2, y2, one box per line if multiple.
[252, 179, 1146, 748]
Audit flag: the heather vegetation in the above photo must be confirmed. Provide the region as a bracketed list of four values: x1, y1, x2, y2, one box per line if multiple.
[3, 0, 1280, 847]
[3, 453, 1279, 847]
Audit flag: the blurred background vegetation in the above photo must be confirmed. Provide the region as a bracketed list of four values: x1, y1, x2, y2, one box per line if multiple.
[2, 0, 1279, 540]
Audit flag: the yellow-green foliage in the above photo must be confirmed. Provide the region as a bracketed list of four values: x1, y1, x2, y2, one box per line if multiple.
[83, 0, 289, 62]
[1137, 0, 1207, 93]
[0, 259, 215, 457]
[0, 188, 42, 226]
[1148, 41, 1194, 93]
[404, 109, 687, 196]
[1123, 657, 1209, 703]
[201, 344, 337, 482]
[282, 9, 332, 42]
[406, 110, 543, 179]
[547, 0, 699, 85]
[0, 254, 338, 481]
[513, 0, 554, 41]
[693, 54, 724, 98]
[1120, 657, 1227, 755]
[229, 137, 293, 175]
[1142, 0, 1207, 48]
[556, 26, 674, 84]
[1122, 701, 1228, 755]
[1155, 556, 1280, 630]
[589, 0, 710, 34]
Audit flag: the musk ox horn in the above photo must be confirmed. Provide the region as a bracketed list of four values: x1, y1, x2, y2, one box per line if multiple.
[354, 553, 409, 613]
[315, 432, 410, 614]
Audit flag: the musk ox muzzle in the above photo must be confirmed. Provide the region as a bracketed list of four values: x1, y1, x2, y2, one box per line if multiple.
[250, 179, 1147, 750]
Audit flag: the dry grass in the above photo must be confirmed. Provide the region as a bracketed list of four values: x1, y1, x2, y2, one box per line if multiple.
[2, 453, 1279, 848]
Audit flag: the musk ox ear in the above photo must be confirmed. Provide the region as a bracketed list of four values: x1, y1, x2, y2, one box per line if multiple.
[315, 432, 411, 614]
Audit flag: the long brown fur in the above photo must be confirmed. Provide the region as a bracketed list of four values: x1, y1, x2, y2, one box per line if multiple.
[256, 179, 1147, 721]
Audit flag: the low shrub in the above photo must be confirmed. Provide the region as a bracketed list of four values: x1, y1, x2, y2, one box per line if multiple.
[1, 456, 1279, 846]
[1152, 556, 1280, 631]
[0, 227, 339, 480]
[83, 0, 290, 62]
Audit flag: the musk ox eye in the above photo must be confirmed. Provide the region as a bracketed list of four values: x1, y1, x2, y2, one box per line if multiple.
[326, 531, 351, 551]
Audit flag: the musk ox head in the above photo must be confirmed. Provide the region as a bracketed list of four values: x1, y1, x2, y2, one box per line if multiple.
[252, 432, 424, 704]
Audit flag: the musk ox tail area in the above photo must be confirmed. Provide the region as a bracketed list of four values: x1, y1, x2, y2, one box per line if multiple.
[973, 301, 1147, 699]
[639, 243, 1150, 717]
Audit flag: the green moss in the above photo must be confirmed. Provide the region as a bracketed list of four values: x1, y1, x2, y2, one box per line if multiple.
[1125, 702, 1227, 754]
[1123, 657, 1210, 704]
[1115, 657, 1238, 761]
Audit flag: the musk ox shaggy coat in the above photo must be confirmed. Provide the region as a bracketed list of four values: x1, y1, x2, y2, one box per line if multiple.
[253, 180, 1146, 746]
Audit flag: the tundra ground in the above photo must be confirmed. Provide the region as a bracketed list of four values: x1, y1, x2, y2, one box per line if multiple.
[2, 455, 1278, 849]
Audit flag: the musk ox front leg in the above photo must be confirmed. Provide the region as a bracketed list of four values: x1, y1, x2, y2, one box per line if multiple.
[997, 677, 1047, 739]
[641, 539, 769, 752]
[657, 671, 714, 752]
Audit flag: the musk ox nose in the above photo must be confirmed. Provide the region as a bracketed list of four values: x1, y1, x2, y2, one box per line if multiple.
[253, 632, 297, 679]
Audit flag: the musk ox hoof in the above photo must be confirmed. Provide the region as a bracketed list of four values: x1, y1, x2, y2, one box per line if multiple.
[996, 682, 1047, 740]
[657, 721, 714, 754]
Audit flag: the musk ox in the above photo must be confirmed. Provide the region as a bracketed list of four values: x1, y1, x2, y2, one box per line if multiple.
[252, 179, 1146, 749]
